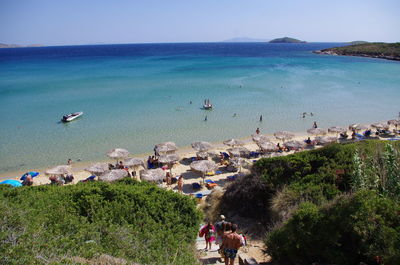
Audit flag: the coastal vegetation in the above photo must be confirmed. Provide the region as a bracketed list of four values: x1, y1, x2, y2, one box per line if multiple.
[315, 42, 400, 61]
[269, 37, 306, 43]
[0, 178, 202, 265]
[221, 141, 400, 264]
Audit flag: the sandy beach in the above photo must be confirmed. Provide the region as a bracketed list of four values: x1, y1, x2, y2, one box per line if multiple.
[2, 121, 398, 196]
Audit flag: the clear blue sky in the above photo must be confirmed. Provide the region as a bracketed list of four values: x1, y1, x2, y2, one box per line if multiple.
[1, 0, 399, 45]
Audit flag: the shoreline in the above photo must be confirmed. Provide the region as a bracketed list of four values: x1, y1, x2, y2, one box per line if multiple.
[313, 50, 400, 62]
[1, 117, 396, 182]
[0, 130, 312, 181]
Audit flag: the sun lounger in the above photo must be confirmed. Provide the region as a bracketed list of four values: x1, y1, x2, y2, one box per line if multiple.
[206, 183, 218, 189]
[355, 133, 366, 140]
[205, 179, 215, 184]
[215, 170, 222, 174]
[205, 171, 215, 176]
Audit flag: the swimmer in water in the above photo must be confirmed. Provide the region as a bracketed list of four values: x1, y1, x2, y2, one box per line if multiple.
[205, 115, 208, 121]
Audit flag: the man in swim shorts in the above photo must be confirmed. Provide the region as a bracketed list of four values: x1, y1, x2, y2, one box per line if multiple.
[221, 223, 242, 265]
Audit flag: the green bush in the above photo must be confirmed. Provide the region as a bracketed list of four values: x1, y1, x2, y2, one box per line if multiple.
[0, 179, 202, 265]
[266, 190, 400, 265]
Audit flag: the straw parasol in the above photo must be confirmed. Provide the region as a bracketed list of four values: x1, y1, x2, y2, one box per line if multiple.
[107, 148, 129, 161]
[45, 165, 72, 176]
[274, 131, 295, 142]
[349, 124, 368, 131]
[227, 147, 250, 157]
[123, 158, 144, 168]
[283, 140, 306, 150]
[223, 139, 244, 147]
[140, 168, 166, 183]
[315, 136, 337, 145]
[371, 122, 389, 130]
[158, 154, 180, 174]
[85, 163, 109, 176]
[229, 157, 248, 173]
[98, 169, 128, 182]
[191, 141, 213, 152]
[307, 128, 327, 136]
[387, 119, 400, 128]
[258, 141, 277, 152]
[251, 134, 271, 143]
[190, 160, 217, 183]
[196, 151, 209, 159]
[155, 142, 177, 154]
[328, 126, 346, 134]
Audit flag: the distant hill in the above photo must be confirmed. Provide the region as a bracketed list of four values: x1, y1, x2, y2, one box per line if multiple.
[0, 43, 43, 48]
[314, 42, 400, 61]
[269, 37, 306, 43]
[349, 40, 369, 45]
[223, 37, 270, 42]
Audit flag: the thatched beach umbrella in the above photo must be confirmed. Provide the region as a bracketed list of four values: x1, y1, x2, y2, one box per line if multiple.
[190, 160, 217, 183]
[251, 134, 271, 143]
[140, 168, 166, 183]
[274, 131, 295, 142]
[155, 142, 177, 154]
[315, 136, 337, 145]
[307, 128, 327, 136]
[123, 158, 144, 168]
[191, 141, 213, 152]
[371, 122, 389, 130]
[196, 151, 209, 159]
[45, 165, 72, 176]
[349, 124, 368, 131]
[85, 163, 109, 176]
[227, 147, 250, 157]
[388, 119, 400, 128]
[223, 139, 244, 147]
[98, 169, 128, 182]
[258, 141, 277, 152]
[283, 140, 306, 150]
[328, 126, 346, 134]
[107, 148, 129, 161]
[158, 154, 180, 174]
[229, 157, 248, 173]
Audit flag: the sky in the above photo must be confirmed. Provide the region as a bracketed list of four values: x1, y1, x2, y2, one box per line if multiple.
[0, 0, 399, 45]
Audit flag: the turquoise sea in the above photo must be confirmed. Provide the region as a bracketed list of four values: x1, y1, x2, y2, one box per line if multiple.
[0, 43, 399, 174]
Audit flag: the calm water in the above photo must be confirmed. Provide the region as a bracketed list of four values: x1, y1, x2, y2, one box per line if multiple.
[1, 43, 399, 173]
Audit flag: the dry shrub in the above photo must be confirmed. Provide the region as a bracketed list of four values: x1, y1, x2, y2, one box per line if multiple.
[199, 187, 224, 223]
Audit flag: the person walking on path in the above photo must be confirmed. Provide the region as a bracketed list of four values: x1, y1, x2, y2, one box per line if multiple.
[214, 215, 227, 246]
[199, 222, 216, 251]
[221, 223, 242, 265]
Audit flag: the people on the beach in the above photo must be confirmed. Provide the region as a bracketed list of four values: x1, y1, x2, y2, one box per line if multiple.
[313, 121, 318, 128]
[67, 159, 72, 165]
[302, 112, 307, 118]
[177, 175, 183, 193]
[340, 132, 348, 139]
[22, 175, 33, 186]
[118, 161, 124, 169]
[255, 128, 260, 134]
[305, 137, 312, 145]
[351, 130, 356, 140]
[259, 115, 263, 122]
[199, 222, 216, 251]
[166, 172, 172, 187]
[221, 223, 242, 265]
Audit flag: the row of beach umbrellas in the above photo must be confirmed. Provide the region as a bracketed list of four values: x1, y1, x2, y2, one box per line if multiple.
[43, 118, 399, 183]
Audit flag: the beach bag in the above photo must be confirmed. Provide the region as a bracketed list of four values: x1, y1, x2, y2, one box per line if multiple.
[199, 227, 205, 237]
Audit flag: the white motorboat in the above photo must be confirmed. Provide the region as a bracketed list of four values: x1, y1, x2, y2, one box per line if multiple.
[61, 112, 83, 122]
[203, 99, 212, 110]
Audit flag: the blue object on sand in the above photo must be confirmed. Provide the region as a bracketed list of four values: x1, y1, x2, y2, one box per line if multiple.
[192, 182, 201, 190]
[20, 171, 39, 180]
[215, 170, 222, 174]
[0, 179, 23, 187]
[205, 179, 215, 184]
[195, 193, 203, 198]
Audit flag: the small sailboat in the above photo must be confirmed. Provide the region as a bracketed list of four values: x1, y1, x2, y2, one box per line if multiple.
[203, 99, 213, 110]
[61, 112, 83, 122]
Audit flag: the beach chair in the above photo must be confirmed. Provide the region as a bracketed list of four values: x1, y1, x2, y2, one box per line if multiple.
[355, 133, 366, 140]
[205, 171, 215, 176]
